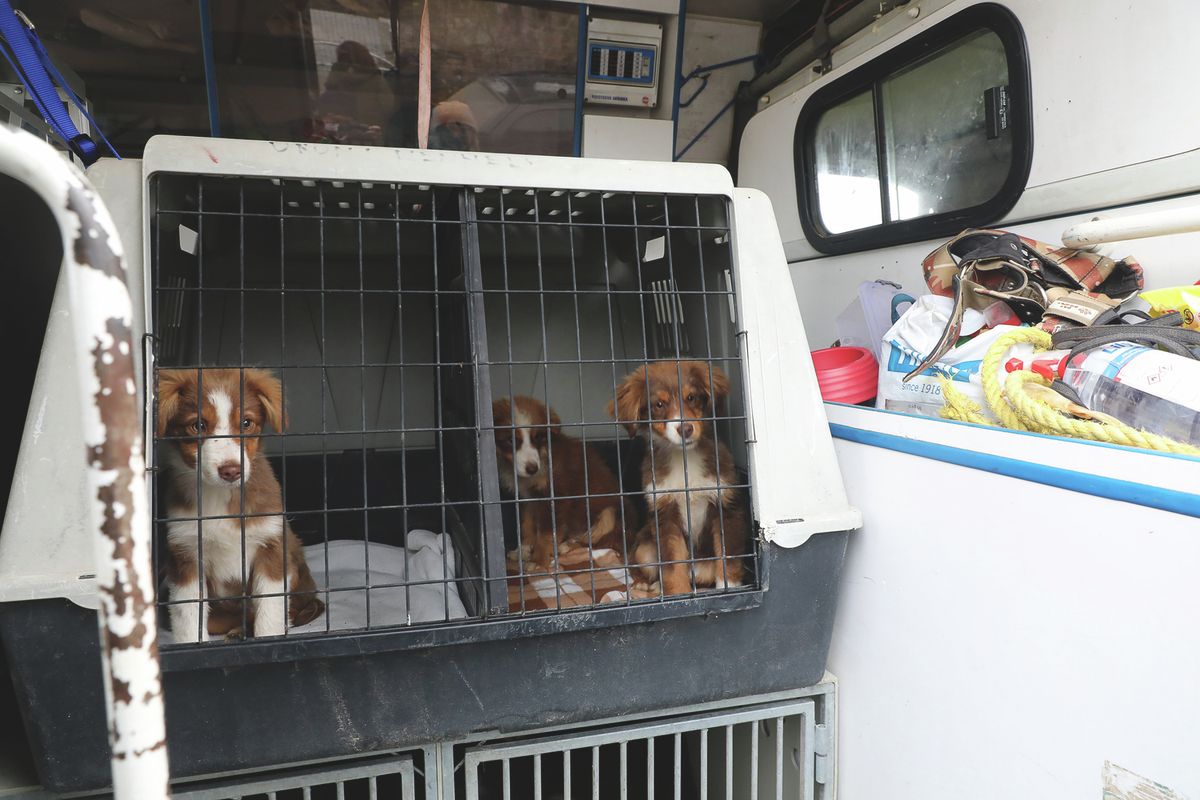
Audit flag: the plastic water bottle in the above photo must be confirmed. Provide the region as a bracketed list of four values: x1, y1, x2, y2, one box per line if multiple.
[1005, 342, 1200, 445]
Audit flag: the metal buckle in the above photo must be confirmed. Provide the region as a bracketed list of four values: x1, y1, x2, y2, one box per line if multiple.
[13, 9, 34, 31]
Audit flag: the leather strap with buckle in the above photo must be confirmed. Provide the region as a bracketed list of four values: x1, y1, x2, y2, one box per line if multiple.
[904, 228, 1143, 382]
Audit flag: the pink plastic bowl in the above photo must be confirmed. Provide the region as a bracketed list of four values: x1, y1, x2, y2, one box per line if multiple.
[811, 346, 878, 405]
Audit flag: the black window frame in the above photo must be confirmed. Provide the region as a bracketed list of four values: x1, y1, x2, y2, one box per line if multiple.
[793, 2, 1033, 255]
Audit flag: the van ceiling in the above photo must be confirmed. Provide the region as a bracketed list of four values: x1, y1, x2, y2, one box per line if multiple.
[687, 0, 802, 21]
[689, 0, 868, 70]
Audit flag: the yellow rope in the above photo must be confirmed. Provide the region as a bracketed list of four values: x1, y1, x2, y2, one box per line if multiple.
[938, 377, 991, 426]
[938, 328, 1200, 455]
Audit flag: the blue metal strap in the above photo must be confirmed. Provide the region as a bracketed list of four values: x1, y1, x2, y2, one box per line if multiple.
[673, 53, 759, 160]
[677, 53, 757, 108]
[0, 1, 118, 165]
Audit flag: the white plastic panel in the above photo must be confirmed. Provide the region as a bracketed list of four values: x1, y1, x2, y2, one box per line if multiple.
[0, 157, 145, 608]
[582, 114, 674, 160]
[826, 404, 1200, 799]
[733, 189, 861, 545]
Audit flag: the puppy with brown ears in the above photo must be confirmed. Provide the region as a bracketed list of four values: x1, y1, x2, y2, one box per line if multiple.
[156, 368, 324, 642]
[609, 360, 748, 595]
[493, 395, 631, 569]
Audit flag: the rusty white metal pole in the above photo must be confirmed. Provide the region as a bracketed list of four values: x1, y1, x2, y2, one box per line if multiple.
[1062, 206, 1200, 248]
[0, 129, 170, 797]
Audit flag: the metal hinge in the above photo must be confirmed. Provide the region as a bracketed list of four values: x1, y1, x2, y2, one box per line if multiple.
[814, 722, 831, 785]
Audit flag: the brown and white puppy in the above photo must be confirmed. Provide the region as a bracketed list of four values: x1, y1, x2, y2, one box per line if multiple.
[156, 368, 323, 642]
[609, 361, 748, 595]
[492, 395, 630, 568]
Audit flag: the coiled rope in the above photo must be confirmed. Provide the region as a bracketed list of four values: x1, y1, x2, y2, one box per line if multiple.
[938, 328, 1200, 455]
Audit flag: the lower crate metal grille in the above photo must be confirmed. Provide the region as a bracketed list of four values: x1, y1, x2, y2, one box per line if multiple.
[170, 753, 417, 800]
[460, 699, 825, 800]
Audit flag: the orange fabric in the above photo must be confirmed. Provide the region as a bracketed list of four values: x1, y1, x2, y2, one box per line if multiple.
[417, 0, 431, 149]
[506, 547, 658, 612]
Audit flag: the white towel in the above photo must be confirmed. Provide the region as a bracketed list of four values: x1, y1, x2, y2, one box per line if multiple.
[297, 531, 468, 633]
[159, 530, 467, 643]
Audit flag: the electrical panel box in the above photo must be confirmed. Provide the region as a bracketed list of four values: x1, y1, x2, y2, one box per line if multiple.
[584, 17, 663, 108]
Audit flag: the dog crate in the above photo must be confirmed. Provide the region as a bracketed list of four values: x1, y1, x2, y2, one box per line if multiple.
[38, 684, 834, 800]
[0, 136, 860, 794]
[451, 688, 835, 800]
[169, 754, 421, 800]
[147, 166, 757, 632]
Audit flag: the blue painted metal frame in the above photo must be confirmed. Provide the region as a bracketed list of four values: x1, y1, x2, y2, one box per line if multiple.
[830, 422, 1200, 519]
[670, 0, 686, 161]
[573, 4, 587, 156]
[198, 0, 220, 137]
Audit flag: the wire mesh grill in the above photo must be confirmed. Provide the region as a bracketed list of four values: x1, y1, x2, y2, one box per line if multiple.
[149, 172, 758, 646]
[169, 753, 418, 800]
[457, 699, 828, 800]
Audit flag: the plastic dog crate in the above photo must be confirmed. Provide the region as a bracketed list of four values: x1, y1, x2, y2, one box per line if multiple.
[0, 136, 860, 794]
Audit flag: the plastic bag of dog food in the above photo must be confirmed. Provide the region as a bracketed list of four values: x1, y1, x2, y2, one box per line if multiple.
[1140, 285, 1200, 331]
[876, 295, 1024, 420]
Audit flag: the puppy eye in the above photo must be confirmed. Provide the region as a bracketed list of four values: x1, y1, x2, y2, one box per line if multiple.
[686, 393, 696, 404]
[241, 418, 253, 430]
[188, 420, 206, 434]
[654, 399, 666, 410]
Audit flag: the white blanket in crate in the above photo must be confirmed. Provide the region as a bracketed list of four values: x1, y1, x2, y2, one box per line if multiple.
[297, 532, 468, 632]
[158, 530, 467, 642]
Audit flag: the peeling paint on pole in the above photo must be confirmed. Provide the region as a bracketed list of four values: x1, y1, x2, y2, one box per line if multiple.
[0, 128, 169, 798]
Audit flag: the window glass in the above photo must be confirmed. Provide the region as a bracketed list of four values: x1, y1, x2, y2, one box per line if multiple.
[880, 29, 1010, 221]
[798, 6, 1029, 252]
[12, 0, 577, 158]
[812, 89, 882, 234]
[212, 0, 579, 155]
[13, 1, 210, 157]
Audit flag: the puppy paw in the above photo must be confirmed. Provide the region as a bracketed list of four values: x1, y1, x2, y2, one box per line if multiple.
[222, 627, 246, 642]
[628, 581, 662, 600]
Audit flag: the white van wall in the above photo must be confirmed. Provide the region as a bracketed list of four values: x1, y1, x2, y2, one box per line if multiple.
[735, 2, 1200, 798]
[738, 0, 1200, 349]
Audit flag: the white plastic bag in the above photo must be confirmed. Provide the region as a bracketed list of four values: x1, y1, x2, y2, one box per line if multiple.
[876, 295, 1024, 420]
[835, 280, 915, 361]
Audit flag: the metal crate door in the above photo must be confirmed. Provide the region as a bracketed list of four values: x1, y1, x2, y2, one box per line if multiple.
[461, 699, 827, 800]
[170, 753, 417, 799]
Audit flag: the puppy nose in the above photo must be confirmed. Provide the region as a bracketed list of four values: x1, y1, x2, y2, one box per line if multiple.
[681, 423, 695, 440]
[218, 462, 242, 482]
[523, 462, 539, 476]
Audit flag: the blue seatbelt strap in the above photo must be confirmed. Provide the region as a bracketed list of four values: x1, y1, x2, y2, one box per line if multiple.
[0, 0, 118, 165]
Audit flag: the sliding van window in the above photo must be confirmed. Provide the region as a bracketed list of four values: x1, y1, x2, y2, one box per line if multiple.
[795, 3, 1031, 253]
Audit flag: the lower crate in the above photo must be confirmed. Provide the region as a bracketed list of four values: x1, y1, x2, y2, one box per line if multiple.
[0, 535, 847, 795]
[453, 689, 835, 800]
[170, 754, 419, 800]
[15, 684, 834, 799]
